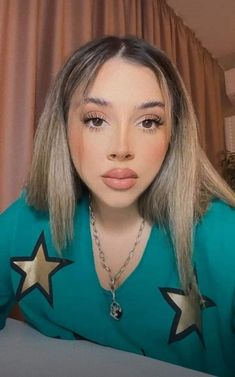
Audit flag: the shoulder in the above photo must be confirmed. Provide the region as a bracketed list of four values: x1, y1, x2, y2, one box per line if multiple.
[0, 193, 27, 257]
[195, 198, 235, 265]
[197, 198, 235, 232]
[0, 193, 26, 230]
[0, 192, 43, 225]
[0, 192, 50, 247]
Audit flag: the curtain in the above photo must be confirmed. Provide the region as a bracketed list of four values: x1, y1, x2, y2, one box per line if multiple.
[0, 0, 226, 212]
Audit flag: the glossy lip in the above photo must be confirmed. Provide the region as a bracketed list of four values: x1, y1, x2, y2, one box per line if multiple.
[102, 168, 138, 179]
[101, 168, 138, 190]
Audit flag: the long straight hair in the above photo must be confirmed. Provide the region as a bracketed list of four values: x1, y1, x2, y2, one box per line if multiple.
[26, 35, 235, 298]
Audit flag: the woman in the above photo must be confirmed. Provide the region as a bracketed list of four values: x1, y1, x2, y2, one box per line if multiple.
[0, 36, 234, 376]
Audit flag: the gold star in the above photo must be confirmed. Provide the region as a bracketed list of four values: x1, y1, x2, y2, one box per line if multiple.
[160, 286, 215, 345]
[11, 232, 73, 306]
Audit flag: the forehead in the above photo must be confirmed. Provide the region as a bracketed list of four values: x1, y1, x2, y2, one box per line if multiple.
[85, 57, 164, 104]
[68, 57, 166, 113]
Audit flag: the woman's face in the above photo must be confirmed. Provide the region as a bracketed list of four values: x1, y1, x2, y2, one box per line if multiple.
[67, 57, 170, 210]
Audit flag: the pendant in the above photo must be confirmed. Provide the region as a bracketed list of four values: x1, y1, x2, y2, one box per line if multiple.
[110, 300, 122, 320]
[109, 280, 122, 320]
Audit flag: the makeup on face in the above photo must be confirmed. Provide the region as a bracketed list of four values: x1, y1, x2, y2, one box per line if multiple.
[101, 168, 138, 190]
[67, 57, 169, 210]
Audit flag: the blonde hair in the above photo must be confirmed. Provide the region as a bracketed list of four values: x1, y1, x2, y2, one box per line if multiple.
[26, 36, 235, 298]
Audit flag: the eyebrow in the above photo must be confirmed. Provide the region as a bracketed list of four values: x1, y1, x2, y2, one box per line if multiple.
[83, 97, 165, 109]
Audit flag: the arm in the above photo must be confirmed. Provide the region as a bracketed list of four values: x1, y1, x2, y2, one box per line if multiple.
[0, 200, 20, 329]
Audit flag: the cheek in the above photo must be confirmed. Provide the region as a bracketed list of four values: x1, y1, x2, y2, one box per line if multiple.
[141, 137, 169, 167]
[68, 129, 83, 168]
[68, 129, 104, 174]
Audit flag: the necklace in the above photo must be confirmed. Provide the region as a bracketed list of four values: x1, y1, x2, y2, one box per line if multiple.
[89, 201, 145, 320]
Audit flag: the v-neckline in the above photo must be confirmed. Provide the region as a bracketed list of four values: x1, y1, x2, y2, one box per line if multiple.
[85, 200, 155, 295]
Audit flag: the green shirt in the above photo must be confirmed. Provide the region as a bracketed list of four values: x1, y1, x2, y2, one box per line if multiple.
[0, 192, 235, 376]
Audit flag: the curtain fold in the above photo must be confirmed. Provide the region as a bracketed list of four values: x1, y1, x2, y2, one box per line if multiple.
[0, 0, 226, 211]
[0, 0, 38, 210]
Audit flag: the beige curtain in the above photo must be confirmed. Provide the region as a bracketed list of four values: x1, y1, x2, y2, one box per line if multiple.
[0, 0, 226, 211]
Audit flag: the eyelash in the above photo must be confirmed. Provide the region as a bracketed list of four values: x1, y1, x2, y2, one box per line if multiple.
[82, 113, 164, 133]
[82, 113, 105, 132]
[140, 116, 164, 134]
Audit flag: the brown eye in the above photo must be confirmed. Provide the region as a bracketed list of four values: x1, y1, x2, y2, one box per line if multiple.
[141, 116, 163, 129]
[83, 116, 105, 128]
[142, 119, 154, 128]
[91, 117, 104, 127]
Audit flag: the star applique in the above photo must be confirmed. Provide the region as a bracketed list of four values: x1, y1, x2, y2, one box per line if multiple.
[11, 232, 73, 307]
[159, 284, 215, 345]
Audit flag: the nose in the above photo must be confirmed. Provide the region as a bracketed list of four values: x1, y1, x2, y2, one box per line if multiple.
[107, 126, 134, 161]
[108, 152, 133, 161]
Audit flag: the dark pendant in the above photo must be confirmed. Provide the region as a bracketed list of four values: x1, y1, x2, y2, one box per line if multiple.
[110, 300, 122, 320]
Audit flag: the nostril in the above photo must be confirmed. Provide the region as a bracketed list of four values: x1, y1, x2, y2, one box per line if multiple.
[108, 152, 134, 160]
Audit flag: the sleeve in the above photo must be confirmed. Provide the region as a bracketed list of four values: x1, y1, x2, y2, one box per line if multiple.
[233, 289, 235, 332]
[0, 200, 20, 330]
[207, 200, 235, 334]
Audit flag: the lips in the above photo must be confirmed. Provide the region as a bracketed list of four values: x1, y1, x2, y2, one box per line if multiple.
[102, 168, 138, 179]
[102, 168, 138, 190]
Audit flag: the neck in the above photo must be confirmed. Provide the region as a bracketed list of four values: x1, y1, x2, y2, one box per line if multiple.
[90, 195, 142, 232]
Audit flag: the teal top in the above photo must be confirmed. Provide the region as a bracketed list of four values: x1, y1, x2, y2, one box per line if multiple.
[0, 192, 235, 377]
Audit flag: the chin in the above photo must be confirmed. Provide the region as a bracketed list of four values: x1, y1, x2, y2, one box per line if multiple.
[91, 189, 140, 210]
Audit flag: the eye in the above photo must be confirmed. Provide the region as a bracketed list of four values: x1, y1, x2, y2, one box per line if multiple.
[87, 117, 104, 127]
[141, 116, 164, 130]
[82, 114, 106, 130]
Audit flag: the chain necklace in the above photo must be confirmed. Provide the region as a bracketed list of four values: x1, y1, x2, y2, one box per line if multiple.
[89, 201, 145, 320]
